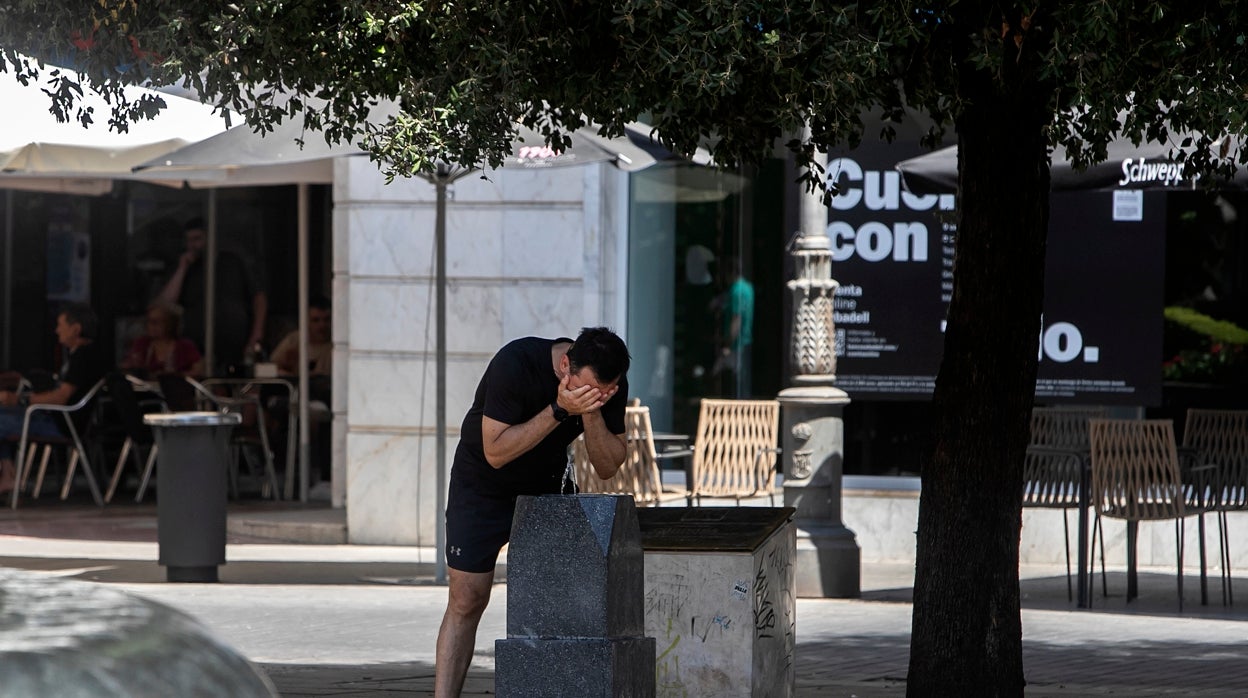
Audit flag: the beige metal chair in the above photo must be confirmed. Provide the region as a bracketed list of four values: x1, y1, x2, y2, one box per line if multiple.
[572, 401, 690, 506]
[688, 398, 781, 505]
[1181, 408, 1248, 605]
[1088, 418, 1209, 611]
[9, 379, 107, 509]
[1022, 406, 1107, 601]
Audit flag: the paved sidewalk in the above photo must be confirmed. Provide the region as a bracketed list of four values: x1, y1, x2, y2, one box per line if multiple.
[1, 501, 1247, 696]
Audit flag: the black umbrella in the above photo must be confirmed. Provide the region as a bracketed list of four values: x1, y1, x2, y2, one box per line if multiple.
[896, 136, 1245, 195]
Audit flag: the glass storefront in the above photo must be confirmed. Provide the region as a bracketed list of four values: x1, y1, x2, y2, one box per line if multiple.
[626, 160, 790, 436]
[625, 133, 1248, 478]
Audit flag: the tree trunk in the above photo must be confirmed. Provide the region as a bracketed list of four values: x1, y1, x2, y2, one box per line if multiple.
[906, 18, 1052, 696]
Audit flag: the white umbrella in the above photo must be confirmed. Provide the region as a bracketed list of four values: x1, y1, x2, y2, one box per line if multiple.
[133, 119, 369, 186]
[0, 60, 230, 191]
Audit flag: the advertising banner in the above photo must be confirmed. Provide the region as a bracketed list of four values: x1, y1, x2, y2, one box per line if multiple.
[828, 144, 1165, 405]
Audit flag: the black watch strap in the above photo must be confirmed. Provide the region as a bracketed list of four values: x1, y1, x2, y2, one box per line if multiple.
[551, 402, 569, 422]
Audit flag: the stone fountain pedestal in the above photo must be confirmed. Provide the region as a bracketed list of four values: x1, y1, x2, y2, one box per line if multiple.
[495, 494, 655, 697]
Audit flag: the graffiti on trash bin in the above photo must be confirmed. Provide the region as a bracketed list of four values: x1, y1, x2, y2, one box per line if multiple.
[646, 572, 693, 619]
[654, 618, 689, 697]
[753, 543, 796, 675]
[690, 613, 734, 643]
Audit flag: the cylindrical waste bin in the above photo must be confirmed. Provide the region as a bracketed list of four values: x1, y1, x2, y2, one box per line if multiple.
[143, 411, 242, 582]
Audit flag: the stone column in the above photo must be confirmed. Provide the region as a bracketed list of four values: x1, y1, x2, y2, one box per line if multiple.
[778, 134, 860, 598]
[496, 494, 655, 697]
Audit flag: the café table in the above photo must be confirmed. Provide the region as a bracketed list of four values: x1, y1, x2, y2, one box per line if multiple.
[647, 431, 693, 492]
[202, 377, 300, 501]
[650, 431, 691, 453]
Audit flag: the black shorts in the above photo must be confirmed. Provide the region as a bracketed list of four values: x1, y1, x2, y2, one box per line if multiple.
[445, 477, 520, 573]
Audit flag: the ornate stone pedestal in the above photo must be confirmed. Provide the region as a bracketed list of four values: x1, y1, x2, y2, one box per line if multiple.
[779, 385, 860, 598]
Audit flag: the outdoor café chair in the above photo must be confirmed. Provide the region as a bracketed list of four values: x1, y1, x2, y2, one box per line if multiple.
[154, 374, 280, 501]
[102, 372, 166, 504]
[1181, 408, 1248, 605]
[1088, 418, 1213, 612]
[9, 378, 106, 509]
[687, 398, 782, 506]
[1022, 406, 1106, 601]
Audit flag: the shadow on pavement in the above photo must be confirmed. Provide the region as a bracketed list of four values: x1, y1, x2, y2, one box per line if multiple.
[0, 497, 326, 543]
[860, 570, 1248, 620]
[261, 662, 494, 698]
[0, 555, 437, 585]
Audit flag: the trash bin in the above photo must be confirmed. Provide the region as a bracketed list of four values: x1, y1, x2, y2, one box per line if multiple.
[638, 506, 797, 698]
[143, 411, 242, 583]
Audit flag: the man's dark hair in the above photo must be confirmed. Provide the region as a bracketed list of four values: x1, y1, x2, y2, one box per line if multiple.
[566, 327, 630, 383]
[309, 295, 332, 312]
[60, 302, 98, 340]
[184, 216, 205, 233]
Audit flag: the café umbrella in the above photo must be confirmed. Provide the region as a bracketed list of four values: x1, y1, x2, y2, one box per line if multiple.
[896, 134, 1246, 195]
[0, 60, 230, 194]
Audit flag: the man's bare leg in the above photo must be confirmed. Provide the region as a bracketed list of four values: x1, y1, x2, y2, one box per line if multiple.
[434, 567, 495, 697]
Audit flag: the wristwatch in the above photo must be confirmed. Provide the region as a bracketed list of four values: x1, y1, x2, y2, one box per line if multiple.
[551, 401, 569, 422]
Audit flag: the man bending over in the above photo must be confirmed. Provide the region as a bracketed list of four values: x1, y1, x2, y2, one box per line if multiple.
[434, 326, 630, 696]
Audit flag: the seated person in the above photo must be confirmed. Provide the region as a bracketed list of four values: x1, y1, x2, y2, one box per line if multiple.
[120, 301, 204, 378]
[0, 304, 109, 494]
[269, 296, 333, 491]
[271, 295, 332, 383]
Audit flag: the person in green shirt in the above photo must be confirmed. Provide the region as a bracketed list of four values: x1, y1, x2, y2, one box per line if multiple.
[714, 275, 754, 396]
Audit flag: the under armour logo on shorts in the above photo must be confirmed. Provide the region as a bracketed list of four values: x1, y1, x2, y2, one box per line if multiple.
[448, 546, 462, 556]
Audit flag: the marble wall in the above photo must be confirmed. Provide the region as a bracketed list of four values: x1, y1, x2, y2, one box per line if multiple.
[843, 488, 1248, 570]
[332, 158, 627, 545]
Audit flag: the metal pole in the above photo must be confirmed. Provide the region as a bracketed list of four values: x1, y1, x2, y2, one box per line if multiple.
[297, 184, 311, 503]
[435, 168, 448, 586]
[205, 190, 217, 375]
[2, 190, 12, 369]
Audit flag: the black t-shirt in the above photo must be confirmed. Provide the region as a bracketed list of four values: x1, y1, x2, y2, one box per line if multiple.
[60, 341, 107, 405]
[452, 336, 628, 496]
[179, 250, 259, 368]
